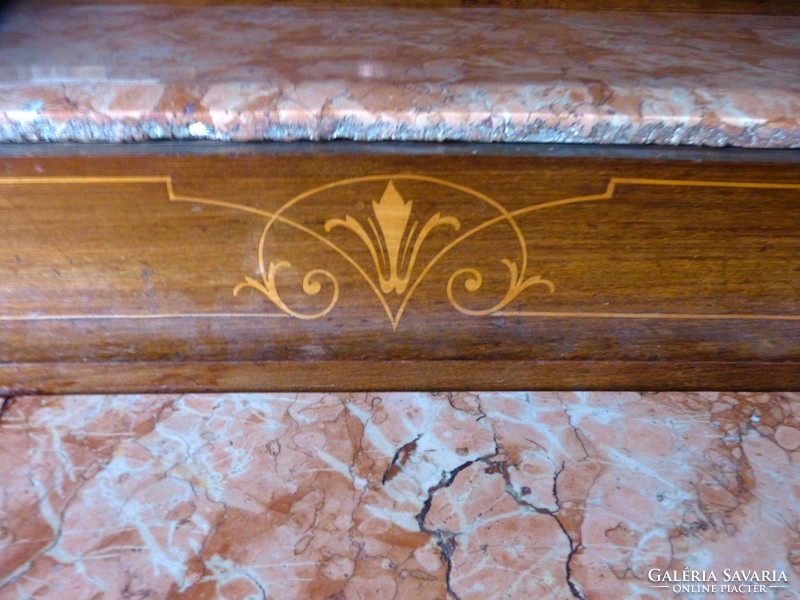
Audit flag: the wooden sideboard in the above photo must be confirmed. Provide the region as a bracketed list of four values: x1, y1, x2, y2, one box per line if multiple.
[2, 3, 800, 599]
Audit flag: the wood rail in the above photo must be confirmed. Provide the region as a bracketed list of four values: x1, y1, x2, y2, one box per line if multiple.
[1, 143, 798, 392]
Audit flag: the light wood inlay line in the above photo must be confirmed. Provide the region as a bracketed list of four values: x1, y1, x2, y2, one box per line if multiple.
[0, 314, 287, 321]
[6, 312, 797, 322]
[497, 311, 800, 321]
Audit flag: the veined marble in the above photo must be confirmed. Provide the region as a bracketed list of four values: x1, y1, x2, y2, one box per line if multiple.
[0, 392, 798, 599]
[0, 5, 799, 146]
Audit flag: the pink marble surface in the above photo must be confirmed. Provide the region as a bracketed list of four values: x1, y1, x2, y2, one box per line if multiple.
[1, 392, 798, 599]
[0, 4, 799, 146]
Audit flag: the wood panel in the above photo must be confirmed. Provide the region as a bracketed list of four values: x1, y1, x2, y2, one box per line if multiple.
[1, 143, 798, 392]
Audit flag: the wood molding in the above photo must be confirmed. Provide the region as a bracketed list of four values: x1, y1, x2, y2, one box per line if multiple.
[1, 143, 798, 392]
[4, 361, 800, 395]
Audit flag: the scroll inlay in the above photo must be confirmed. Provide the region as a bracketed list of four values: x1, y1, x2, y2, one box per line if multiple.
[3, 175, 799, 331]
[224, 175, 555, 330]
[168, 175, 800, 331]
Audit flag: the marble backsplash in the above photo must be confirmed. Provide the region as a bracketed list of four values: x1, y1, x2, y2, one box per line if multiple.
[1, 392, 798, 599]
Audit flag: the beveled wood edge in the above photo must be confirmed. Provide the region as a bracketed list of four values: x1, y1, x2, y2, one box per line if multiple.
[2, 361, 799, 395]
[2, 141, 800, 163]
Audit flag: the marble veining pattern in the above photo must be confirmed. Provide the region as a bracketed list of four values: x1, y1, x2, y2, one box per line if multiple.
[0, 392, 798, 599]
[0, 5, 799, 146]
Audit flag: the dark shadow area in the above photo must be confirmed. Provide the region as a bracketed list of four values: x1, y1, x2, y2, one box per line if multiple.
[0, 0, 22, 28]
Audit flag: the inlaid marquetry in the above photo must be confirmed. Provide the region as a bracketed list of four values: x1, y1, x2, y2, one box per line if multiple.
[1, 143, 799, 392]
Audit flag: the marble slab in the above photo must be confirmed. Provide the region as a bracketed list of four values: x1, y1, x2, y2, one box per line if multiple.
[1, 4, 799, 147]
[1, 392, 798, 599]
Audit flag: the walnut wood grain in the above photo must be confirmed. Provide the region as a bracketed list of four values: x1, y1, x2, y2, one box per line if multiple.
[3, 361, 800, 395]
[1, 143, 798, 392]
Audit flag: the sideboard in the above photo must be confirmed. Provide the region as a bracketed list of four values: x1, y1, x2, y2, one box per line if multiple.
[1, 0, 799, 393]
[1, 1, 799, 598]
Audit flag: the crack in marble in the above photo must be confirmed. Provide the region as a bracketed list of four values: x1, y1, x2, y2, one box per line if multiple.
[554, 396, 594, 599]
[382, 435, 421, 486]
[507, 461, 586, 600]
[0, 395, 12, 423]
[0, 399, 135, 590]
[415, 443, 501, 600]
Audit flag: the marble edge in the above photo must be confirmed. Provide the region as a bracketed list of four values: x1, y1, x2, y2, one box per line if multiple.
[2, 101, 798, 147]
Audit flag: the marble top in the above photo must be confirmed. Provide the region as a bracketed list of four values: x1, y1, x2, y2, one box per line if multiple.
[1, 3, 799, 147]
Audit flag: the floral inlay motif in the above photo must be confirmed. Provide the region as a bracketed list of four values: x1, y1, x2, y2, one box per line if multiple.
[228, 175, 555, 330]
